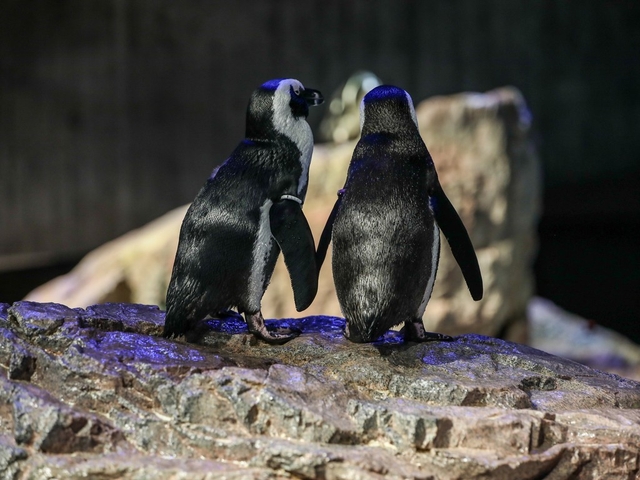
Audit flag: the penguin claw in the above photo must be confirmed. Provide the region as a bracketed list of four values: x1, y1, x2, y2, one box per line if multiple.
[403, 320, 454, 343]
[244, 311, 301, 345]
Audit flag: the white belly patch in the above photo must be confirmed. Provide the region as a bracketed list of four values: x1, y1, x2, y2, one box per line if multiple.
[417, 221, 440, 318]
[247, 199, 274, 312]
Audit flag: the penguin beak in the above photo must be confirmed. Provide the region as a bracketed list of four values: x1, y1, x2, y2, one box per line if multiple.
[301, 88, 324, 106]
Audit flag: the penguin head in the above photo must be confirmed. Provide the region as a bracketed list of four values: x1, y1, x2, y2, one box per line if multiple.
[246, 78, 323, 140]
[359, 85, 419, 136]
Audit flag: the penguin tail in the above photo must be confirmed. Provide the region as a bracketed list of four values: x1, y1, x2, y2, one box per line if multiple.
[162, 308, 183, 338]
[163, 274, 206, 338]
[344, 314, 390, 343]
[162, 300, 194, 338]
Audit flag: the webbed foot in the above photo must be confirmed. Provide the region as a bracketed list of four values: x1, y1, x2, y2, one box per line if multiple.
[245, 311, 301, 345]
[403, 319, 454, 343]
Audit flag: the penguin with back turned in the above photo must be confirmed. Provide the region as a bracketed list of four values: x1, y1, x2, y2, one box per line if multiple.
[164, 78, 324, 344]
[316, 85, 483, 343]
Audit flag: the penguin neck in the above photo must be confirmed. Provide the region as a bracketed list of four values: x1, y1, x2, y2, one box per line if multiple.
[361, 122, 418, 137]
[244, 119, 313, 198]
[361, 97, 419, 136]
[273, 116, 313, 196]
[245, 91, 313, 196]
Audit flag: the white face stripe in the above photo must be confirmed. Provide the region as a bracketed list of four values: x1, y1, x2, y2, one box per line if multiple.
[271, 79, 314, 198]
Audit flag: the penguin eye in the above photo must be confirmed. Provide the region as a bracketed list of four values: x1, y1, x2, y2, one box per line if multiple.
[293, 87, 301, 96]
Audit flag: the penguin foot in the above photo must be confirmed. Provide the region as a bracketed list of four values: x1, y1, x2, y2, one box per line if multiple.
[245, 311, 301, 345]
[403, 320, 454, 343]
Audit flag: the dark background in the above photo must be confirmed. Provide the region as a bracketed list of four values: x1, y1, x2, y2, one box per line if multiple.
[1, 1, 639, 340]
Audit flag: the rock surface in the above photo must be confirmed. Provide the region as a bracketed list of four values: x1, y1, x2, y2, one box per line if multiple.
[26, 86, 541, 342]
[1, 301, 640, 479]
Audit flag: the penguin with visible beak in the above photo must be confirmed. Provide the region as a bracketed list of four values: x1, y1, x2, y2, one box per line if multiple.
[164, 78, 324, 344]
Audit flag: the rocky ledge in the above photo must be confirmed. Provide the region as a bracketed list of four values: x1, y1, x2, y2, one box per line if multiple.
[1, 302, 639, 479]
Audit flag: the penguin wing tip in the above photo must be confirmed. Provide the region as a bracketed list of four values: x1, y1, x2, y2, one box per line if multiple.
[291, 283, 316, 313]
[294, 296, 314, 312]
[470, 283, 483, 301]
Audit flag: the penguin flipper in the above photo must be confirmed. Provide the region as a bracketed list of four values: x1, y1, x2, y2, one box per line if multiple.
[316, 192, 343, 273]
[431, 183, 484, 301]
[269, 199, 318, 311]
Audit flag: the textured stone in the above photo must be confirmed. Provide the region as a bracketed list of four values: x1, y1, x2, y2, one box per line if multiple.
[8, 342, 36, 381]
[0, 303, 9, 322]
[0, 437, 27, 480]
[5, 378, 128, 455]
[8, 301, 81, 338]
[11, 452, 277, 480]
[82, 302, 165, 336]
[1, 302, 639, 479]
[25, 87, 540, 343]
